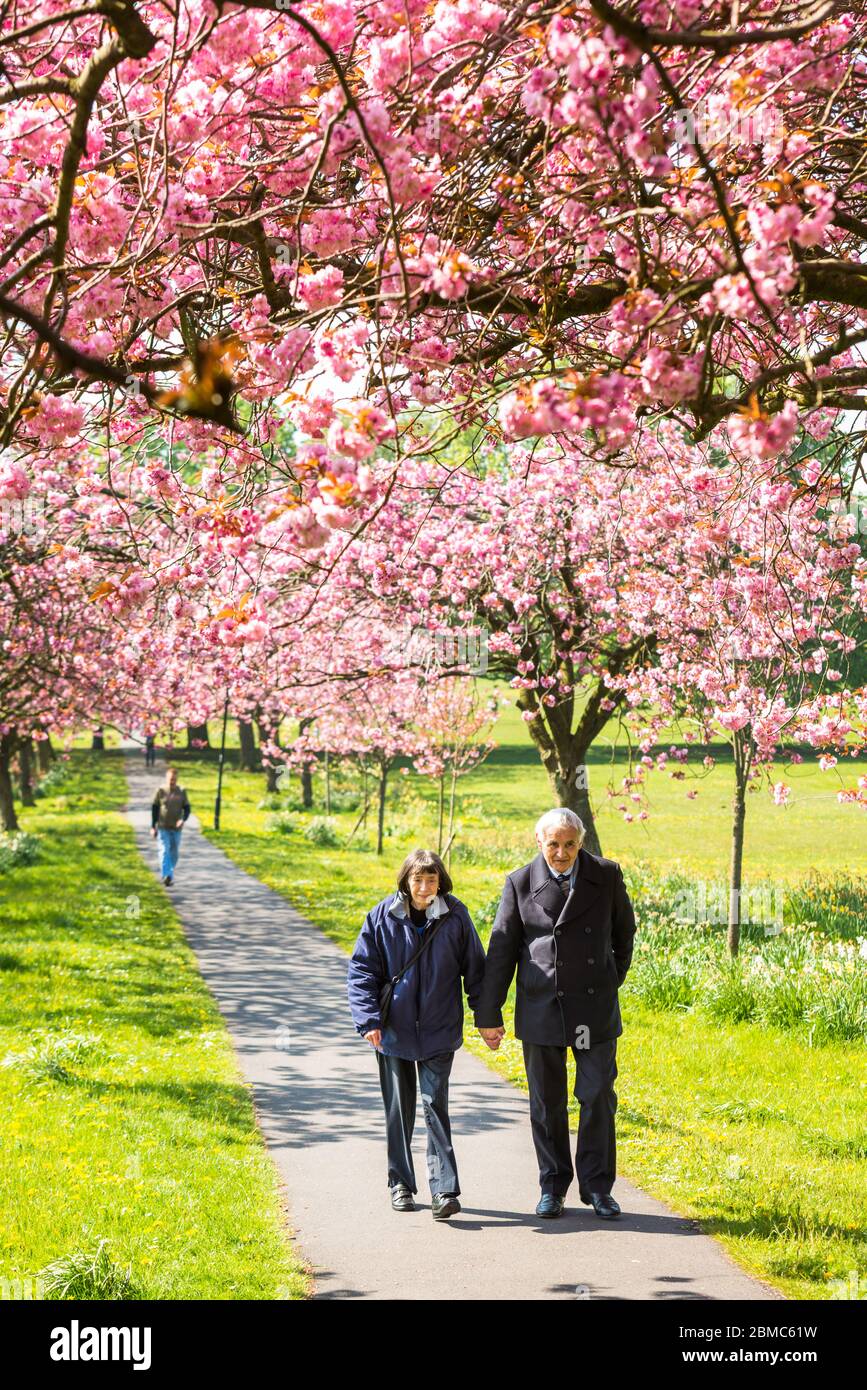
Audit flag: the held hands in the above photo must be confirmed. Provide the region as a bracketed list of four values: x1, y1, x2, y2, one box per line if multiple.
[151, 827, 157, 839]
[365, 1025, 504, 1051]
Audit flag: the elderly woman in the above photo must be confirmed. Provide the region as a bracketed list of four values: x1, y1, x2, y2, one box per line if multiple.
[347, 848, 486, 1220]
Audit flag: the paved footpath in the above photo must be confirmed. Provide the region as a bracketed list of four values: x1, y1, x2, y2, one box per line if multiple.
[125, 756, 784, 1301]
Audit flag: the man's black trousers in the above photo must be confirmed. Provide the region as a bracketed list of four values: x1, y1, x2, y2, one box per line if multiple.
[521, 1037, 618, 1197]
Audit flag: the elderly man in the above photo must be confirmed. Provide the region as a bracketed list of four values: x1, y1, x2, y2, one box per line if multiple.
[474, 808, 636, 1219]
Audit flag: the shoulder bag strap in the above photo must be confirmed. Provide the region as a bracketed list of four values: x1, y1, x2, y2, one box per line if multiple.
[387, 912, 446, 988]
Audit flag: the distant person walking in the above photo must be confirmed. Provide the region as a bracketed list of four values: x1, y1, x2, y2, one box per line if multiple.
[91, 726, 105, 751]
[144, 732, 157, 768]
[150, 766, 191, 886]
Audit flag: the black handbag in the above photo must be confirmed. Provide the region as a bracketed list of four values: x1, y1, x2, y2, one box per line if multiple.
[378, 912, 446, 1028]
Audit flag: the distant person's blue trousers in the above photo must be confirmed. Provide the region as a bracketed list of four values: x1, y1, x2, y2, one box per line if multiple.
[376, 1049, 459, 1197]
[158, 828, 181, 878]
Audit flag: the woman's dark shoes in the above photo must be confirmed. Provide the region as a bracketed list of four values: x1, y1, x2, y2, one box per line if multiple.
[391, 1184, 416, 1212]
[431, 1193, 461, 1221]
[582, 1191, 621, 1219]
[535, 1193, 566, 1218]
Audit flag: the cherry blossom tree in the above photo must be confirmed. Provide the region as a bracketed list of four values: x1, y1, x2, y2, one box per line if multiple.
[3, 0, 867, 877]
[317, 420, 866, 864]
[333, 430, 715, 852]
[410, 675, 499, 864]
[278, 670, 429, 853]
[2, 0, 867, 547]
[623, 452, 867, 952]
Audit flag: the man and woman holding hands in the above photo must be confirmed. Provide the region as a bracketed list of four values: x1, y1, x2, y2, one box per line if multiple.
[347, 807, 636, 1221]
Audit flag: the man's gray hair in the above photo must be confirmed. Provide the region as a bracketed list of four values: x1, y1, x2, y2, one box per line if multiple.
[535, 807, 586, 842]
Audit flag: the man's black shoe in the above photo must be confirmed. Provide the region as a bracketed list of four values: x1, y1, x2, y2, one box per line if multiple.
[164, 875, 173, 886]
[535, 1193, 566, 1218]
[391, 1184, 416, 1212]
[431, 1193, 461, 1221]
[586, 1192, 621, 1218]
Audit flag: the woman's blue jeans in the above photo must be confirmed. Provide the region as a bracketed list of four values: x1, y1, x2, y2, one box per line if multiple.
[376, 1049, 459, 1197]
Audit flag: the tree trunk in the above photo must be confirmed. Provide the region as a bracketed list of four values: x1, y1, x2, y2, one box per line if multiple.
[437, 770, 445, 854]
[727, 728, 751, 958]
[299, 716, 314, 809]
[376, 761, 388, 855]
[550, 764, 602, 856]
[257, 718, 280, 792]
[187, 722, 210, 748]
[516, 691, 604, 855]
[324, 750, 331, 815]
[36, 735, 55, 772]
[446, 761, 458, 871]
[0, 735, 19, 832]
[507, 645, 654, 859]
[237, 718, 256, 772]
[19, 738, 35, 806]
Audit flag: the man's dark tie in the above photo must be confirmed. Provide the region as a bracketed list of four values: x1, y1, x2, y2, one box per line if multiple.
[555, 873, 571, 897]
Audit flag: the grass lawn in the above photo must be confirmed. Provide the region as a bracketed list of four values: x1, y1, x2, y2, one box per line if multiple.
[0, 753, 309, 1300]
[154, 712, 867, 1302]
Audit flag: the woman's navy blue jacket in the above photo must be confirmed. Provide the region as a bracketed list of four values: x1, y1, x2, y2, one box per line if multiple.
[347, 891, 486, 1060]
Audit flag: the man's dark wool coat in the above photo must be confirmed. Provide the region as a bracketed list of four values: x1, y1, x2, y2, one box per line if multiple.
[473, 847, 637, 1046]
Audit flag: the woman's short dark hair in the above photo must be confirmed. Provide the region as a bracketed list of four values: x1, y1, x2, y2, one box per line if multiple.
[396, 848, 453, 899]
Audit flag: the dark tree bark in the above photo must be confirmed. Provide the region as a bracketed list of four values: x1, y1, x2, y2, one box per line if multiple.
[35, 735, 55, 773]
[257, 717, 281, 792]
[487, 605, 657, 858]
[237, 718, 257, 771]
[361, 764, 369, 826]
[186, 722, 210, 748]
[18, 738, 36, 806]
[727, 726, 752, 959]
[0, 734, 20, 832]
[298, 716, 315, 809]
[376, 757, 389, 856]
[437, 770, 445, 854]
[515, 690, 610, 856]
